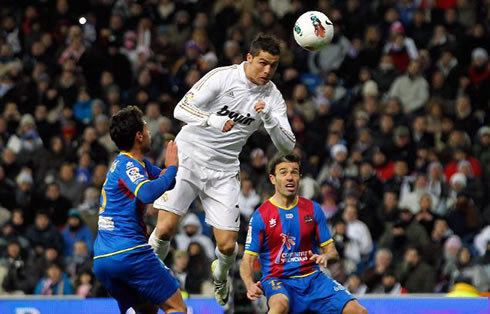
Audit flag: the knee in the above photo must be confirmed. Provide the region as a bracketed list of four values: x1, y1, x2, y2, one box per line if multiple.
[216, 239, 237, 256]
[269, 297, 289, 313]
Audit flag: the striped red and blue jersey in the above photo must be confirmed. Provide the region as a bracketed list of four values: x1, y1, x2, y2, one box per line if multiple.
[94, 152, 162, 258]
[245, 197, 332, 280]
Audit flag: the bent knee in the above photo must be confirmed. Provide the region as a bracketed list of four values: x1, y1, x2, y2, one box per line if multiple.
[268, 294, 289, 313]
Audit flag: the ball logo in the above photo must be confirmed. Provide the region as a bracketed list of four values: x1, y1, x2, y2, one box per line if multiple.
[294, 25, 303, 36]
[310, 15, 326, 38]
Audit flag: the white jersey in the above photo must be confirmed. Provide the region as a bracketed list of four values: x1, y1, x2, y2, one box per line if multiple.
[174, 62, 295, 172]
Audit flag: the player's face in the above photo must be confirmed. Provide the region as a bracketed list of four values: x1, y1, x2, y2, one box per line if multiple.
[270, 162, 300, 197]
[245, 50, 279, 85]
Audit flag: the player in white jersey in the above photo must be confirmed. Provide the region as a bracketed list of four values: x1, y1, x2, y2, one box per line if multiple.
[149, 34, 296, 305]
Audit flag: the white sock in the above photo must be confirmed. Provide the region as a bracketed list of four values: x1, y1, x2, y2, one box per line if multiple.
[149, 229, 170, 262]
[213, 243, 238, 281]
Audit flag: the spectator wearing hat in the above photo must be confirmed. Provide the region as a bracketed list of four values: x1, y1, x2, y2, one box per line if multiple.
[14, 168, 35, 212]
[399, 173, 439, 215]
[388, 60, 429, 116]
[383, 21, 418, 73]
[466, 47, 489, 112]
[61, 209, 94, 258]
[174, 213, 215, 261]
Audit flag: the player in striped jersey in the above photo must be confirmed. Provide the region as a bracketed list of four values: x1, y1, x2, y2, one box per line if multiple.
[93, 106, 186, 314]
[240, 154, 367, 314]
[149, 34, 296, 305]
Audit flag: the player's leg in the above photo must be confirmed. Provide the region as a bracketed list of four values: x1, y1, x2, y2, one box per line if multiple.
[267, 293, 289, 314]
[125, 247, 187, 312]
[262, 278, 294, 314]
[150, 164, 200, 262]
[149, 209, 181, 261]
[307, 272, 360, 314]
[342, 299, 368, 314]
[132, 300, 159, 314]
[159, 288, 187, 313]
[201, 170, 241, 305]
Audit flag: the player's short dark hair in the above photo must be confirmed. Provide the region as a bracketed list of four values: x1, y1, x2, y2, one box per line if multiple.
[109, 105, 145, 151]
[250, 34, 281, 57]
[268, 153, 301, 176]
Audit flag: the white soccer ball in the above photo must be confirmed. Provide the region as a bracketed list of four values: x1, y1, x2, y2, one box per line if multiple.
[293, 11, 334, 51]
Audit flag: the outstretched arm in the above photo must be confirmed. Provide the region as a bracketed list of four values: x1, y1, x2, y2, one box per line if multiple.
[255, 99, 295, 154]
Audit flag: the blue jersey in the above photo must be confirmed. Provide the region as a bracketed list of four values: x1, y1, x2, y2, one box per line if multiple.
[245, 197, 332, 280]
[94, 152, 175, 258]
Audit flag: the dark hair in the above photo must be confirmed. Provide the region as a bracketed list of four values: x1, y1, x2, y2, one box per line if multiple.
[250, 34, 281, 57]
[268, 153, 301, 176]
[109, 106, 145, 151]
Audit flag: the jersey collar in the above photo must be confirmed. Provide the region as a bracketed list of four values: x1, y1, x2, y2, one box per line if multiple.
[268, 196, 299, 210]
[120, 151, 145, 167]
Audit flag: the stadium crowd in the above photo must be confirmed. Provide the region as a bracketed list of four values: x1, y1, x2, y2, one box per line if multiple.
[0, 0, 489, 310]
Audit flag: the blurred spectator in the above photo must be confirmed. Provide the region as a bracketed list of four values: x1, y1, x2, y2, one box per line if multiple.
[380, 270, 402, 294]
[37, 182, 72, 227]
[174, 213, 215, 261]
[171, 250, 189, 290]
[238, 178, 260, 221]
[57, 162, 85, 206]
[345, 273, 367, 295]
[396, 246, 435, 293]
[61, 209, 94, 257]
[25, 211, 63, 256]
[65, 240, 92, 280]
[185, 241, 211, 295]
[399, 173, 439, 214]
[1, 240, 38, 294]
[388, 60, 429, 116]
[447, 246, 489, 292]
[34, 262, 73, 295]
[379, 208, 429, 261]
[383, 21, 418, 73]
[342, 205, 373, 258]
[362, 248, 394, 293]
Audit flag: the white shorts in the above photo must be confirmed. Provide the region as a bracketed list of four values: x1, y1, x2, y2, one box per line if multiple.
[153, 154, 240, 231]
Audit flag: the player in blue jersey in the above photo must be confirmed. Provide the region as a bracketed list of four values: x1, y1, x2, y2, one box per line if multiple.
[240, 154, 367, 314]
[93, 106, 187, 314]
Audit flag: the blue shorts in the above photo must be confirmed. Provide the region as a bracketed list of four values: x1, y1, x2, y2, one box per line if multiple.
[262, 271, 355, 314]
[94, 245, 179, 313]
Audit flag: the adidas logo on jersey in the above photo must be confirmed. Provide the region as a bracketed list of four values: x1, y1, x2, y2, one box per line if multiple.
[216, 105, 255, 125]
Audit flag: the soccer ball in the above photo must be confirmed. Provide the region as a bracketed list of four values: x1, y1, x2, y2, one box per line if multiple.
[293, 11, 334, 51]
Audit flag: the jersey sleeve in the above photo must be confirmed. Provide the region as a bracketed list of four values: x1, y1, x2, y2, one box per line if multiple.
[244, 211, 265, 256]
[313, 201, 333, 247]
[143, 158, 162, 180]
[262, 87, 296, 154]
[173, 69, 224, 126]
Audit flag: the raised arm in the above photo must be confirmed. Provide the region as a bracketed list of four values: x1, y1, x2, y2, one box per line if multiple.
[255, 97, 295, 154]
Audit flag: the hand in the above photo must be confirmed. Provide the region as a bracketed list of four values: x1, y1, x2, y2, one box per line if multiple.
[393, 227, 405, 235]
[246, 281, 263, 301]
[207, 114, 234, 132]
[308, 250, 328, 268]
[223, 120, 234, 132]
[164, 140, 178, 167]
[254, 99, 271, 116]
